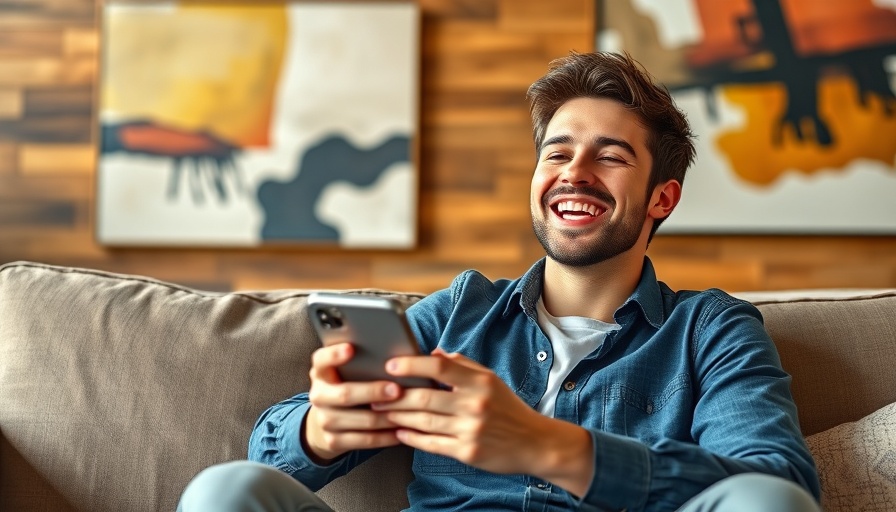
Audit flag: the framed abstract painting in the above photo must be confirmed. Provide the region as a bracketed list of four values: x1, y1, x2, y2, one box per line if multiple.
[97, 1, 419, 248]
[597, 0, 896, 233]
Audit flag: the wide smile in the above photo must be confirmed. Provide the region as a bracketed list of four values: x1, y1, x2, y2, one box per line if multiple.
[548, 196, 609, 225]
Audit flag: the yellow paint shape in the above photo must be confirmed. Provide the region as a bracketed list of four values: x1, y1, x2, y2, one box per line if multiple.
[20, 144, 96, 175]
[717, 76, 896, 186]
[102, 5, 288, 148]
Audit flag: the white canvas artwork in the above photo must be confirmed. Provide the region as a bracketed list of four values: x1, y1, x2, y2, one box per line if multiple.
[98, 2, 419, 247]
[598, 0, 896, 233]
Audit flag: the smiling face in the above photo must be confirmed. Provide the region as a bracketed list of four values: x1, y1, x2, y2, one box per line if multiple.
[531, 96, 656, 267]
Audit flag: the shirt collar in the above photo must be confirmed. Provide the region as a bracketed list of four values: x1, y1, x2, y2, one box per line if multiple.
[504, 257, 666, 328]
[504, 259, 545, 319]
[621, 257, 665, 328]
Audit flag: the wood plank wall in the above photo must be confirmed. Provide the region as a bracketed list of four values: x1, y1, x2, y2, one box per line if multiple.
[1, 0, 894, 294]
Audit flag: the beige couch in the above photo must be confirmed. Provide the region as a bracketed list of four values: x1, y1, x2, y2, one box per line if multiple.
[1, 261, 894, 511]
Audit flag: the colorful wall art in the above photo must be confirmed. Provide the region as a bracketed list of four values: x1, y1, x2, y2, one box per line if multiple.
[98, 2, 419, 247]
[597, 0, 896, 233]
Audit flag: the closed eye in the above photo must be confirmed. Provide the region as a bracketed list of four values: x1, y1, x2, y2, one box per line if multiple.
[545, 152, 569, 162]
[597, 155, 627, 165]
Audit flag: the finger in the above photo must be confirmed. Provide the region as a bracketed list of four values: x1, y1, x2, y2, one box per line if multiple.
[372, 387, 455, 415]
[331, 430, 402, 451]
[310, 380, 402, 408]
[312, 407, 398, 433]
[309, 344, 353, 383]
[314, 428, 402, 456]
[311, 343, 354, 371]
[385, 410, 455, 436]
[387, 354, 487, 388]
[435, 351, 484, 371]
[394, 428, 456, 458]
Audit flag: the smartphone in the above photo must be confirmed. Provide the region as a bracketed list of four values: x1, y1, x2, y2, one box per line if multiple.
[306, 292, 435, 388]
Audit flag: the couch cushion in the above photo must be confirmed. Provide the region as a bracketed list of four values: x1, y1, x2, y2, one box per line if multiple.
[0, 261, 422, 512]
[742, 290, 896, 436]
[806, 401, 896, 511]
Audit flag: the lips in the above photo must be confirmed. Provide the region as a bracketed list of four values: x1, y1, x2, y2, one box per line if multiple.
[554, 200, 601, 219]
[544, 188, 612, 223]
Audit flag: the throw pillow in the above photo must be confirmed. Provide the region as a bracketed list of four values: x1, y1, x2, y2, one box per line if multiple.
[806, 401, 896, 511]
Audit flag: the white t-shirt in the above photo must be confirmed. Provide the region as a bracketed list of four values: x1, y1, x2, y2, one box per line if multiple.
[535, 296, 620, 417]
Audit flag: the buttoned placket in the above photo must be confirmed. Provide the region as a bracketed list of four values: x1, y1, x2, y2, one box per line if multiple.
[524, 477, 554, 511]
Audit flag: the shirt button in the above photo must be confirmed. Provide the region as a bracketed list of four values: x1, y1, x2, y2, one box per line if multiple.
[563, 381, 576, 391]
[536, 351, 547, 362]
[646, 403, 654, 414]
[536, 483, 547, 489]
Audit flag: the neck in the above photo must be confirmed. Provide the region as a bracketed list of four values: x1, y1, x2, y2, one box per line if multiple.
[541, 251, 644, 323]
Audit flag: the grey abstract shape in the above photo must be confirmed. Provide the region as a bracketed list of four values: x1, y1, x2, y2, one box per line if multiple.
[257, 134, 410, 242]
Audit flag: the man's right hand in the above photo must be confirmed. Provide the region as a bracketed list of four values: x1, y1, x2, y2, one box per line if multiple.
[302, 342, 404, 464]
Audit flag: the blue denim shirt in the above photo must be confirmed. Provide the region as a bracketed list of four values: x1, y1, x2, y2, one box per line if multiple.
[249, 258, 820, 511]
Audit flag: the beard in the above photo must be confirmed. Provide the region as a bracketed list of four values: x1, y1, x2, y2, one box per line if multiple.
[532, 187, 646, 267]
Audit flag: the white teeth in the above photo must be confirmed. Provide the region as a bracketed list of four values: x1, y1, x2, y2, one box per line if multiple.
[556, 201, 599, 216]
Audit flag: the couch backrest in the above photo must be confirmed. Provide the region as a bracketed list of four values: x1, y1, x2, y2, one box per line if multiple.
[0, 261, 420, 512]
[743, 290, 896, 436]
[2, 261, 894, 511]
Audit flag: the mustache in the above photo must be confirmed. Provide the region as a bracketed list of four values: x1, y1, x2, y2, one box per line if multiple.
[542, 186, 616, 208]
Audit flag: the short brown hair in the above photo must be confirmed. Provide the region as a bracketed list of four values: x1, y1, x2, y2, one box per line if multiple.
[526, 51, 696, 239]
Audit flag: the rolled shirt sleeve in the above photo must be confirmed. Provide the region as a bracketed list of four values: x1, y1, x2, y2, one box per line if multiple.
[248, 394, 384, 491]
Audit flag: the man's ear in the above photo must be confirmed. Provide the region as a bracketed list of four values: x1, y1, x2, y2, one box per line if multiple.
[647, 180, 682, 221]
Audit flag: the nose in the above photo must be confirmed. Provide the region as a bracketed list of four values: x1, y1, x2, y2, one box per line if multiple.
[559, 156, 595, 186]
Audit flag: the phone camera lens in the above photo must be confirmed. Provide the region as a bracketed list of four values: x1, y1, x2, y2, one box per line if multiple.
[316, 307, 343, 329]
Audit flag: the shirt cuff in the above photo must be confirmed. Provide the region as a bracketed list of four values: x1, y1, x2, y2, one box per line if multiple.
[275, 402, 332, 472]
[579, 430, 651, 512]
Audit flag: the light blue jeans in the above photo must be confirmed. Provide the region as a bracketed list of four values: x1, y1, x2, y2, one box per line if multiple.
[177, 461, 821, 512]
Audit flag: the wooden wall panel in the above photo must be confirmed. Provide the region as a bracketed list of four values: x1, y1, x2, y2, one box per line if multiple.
[1, 0, 894, 294]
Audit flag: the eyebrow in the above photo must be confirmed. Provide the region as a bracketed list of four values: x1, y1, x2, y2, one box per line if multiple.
[540, 134, 637, 158]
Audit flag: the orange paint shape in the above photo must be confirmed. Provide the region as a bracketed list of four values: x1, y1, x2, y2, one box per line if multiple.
[716, 76, 896, 186]
[119, 125, 232, 156]
[781, 0, 896, 56]
[687, 0, 756, 67]
[686, 0, 896, 65]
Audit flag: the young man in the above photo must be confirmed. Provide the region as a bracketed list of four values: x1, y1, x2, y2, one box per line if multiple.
[179, 52, 821, 512]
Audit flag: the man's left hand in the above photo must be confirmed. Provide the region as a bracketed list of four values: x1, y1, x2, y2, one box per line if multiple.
[371, 350, 593, 496]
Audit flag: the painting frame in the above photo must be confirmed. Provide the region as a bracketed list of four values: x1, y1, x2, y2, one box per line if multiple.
[96, 0, 421, 248]
[596, 0, 896, 235]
